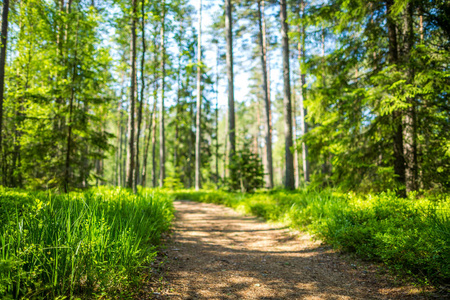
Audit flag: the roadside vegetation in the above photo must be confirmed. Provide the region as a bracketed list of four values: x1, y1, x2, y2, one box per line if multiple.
[171, 189, 450, 285]
[0, 187, 173, 299]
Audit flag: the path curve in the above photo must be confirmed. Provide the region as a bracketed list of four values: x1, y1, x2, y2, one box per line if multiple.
[155, 200, 428, 299]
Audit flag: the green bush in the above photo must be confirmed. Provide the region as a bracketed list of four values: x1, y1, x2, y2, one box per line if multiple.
[0, 187, 173, 299]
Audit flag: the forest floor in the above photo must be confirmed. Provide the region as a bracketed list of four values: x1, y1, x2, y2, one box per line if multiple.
[138, 200, 440, 300]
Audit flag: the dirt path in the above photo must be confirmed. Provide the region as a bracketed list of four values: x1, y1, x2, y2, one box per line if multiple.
[149, 200, 431, 299]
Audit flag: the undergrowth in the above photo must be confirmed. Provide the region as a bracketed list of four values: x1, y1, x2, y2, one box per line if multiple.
[0, 187, 173, 299]
[170, 189, 450, 285]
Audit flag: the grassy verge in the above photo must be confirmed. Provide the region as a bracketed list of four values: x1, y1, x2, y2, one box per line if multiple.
[171, 189, 450, 285]
[0, 186, 173, 299]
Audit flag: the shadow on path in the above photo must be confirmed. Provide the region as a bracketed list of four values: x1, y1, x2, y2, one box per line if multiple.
[158, 200, 429, 300]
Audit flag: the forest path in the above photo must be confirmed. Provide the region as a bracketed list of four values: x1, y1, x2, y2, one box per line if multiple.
[151, 200, 428, 300]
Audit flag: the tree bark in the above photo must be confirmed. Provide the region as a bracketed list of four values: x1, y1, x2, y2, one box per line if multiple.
[142, 85, 157, 188]
[0, 0, 9, 184]
[258, 0, 273, 189]
[280, 0, 295, 190]
[64, 12, 79, 193]
[159, 0, 166, 187]
[135, 0, 146, 191]
[225, 0, 236, 175]
[126, 0, 137, 190]
[292, 73, 299, 188]
[385, 0, 406, 190]
[118, 107, 123, 186]
[151, 90, 157, 188]
[298, 0, 309, 184]
[215, 44, 220, 186]
[402, 1, 417, 194]
[195, 0, 202, 190]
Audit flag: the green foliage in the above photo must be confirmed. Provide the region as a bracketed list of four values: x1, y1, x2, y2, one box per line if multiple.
[0, 187, 173, 299]
[171, 189, 450, 284]
[228, 146, 265, 192]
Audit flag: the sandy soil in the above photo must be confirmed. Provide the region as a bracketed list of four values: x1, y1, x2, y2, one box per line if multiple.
[140, 200, 438, 300]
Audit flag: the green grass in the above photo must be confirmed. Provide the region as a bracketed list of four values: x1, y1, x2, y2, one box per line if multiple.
[0, 186, 173, 299]
[171, 188, 450, 284]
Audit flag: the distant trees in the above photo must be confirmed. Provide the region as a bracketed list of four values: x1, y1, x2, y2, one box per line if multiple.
[0, 0, 447, 194]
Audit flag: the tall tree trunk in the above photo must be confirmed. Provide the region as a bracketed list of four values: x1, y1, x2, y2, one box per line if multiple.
[223, 111, 228, 183]
[262, 0, 273, 158]
[292, 74, 299, 188]
[225, 0, 236, 177]
[118, 108, 124, 186]
[0, 0, 10, 185]
[64, 13, 79, 193]
[135, 0, 146, 191]
[174, 26, 182, 172]
[298, 0, 309, 184]
[258, 0, 274, 189]
[402, 2, 417, 194]
[151, 91, 158, 188]
[159, 0, 166, 187]
[188, 101, 194, 188]
[385, 0, 406, 191]
[126, 0, 137, 190]
[280, 0, 295, 190]
[142, 91, 157, 188]
[215, 44, 220, 186]
[195, 0, 202, 190]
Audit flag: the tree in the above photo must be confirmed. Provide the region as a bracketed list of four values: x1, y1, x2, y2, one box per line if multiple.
[0, 0, 9, 185]
[126, 0, 138, 190]
[257, 0, 273, 189]
[159, 0, 166, 187]
[225, 0, 236, 180]
[298, 0, 309, 184]
[195, 0, 202, 190]
[280, 0, 294, 190]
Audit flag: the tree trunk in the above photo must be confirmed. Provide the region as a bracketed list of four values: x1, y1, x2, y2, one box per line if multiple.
[385, 0, 406, 191]
[64, 13, 79, 193]
[135, 0, 146, 191]
[258, 0, 274, 189]
[126, 0, 137, 190]
[223, 111, 228, 183]
[159, 0, 166, 187]
[151, 91, 158, 188]
[215, 44, 220, 186]
[0, 0, 10, 185]
[225, 0, 236, 175]
[174, 26, 182, 172]
[292, 74, 299, 188]
[280, 0, 295, 190]
[298, 0, 309, 184]
[402, 2, 417, 194]
[188, 101, 194, 188]
[195, 0, 202, 190]
[118, 108, 123, 186]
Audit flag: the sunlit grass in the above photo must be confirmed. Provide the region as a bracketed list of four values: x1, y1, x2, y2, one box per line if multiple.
[0, 186, 173, 298]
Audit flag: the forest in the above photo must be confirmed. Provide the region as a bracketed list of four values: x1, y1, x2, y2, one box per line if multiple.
[0, 0, 449, 298]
